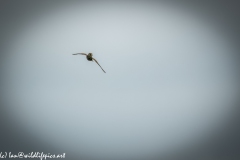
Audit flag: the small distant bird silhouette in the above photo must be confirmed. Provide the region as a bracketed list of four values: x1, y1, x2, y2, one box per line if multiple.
[73, 53, 106, 73]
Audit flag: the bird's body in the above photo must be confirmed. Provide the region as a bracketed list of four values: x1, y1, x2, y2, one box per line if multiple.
[73, 53, 106, 73]
[86, 53, 93, 61]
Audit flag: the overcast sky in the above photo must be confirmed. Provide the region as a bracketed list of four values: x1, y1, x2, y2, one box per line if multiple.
[0, 1, 240, 160]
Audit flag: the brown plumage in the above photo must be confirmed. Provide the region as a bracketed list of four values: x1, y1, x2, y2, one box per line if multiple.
[73, 53, 106, 73]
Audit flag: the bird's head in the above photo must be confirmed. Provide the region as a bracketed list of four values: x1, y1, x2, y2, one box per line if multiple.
[88, 53, 93, 56]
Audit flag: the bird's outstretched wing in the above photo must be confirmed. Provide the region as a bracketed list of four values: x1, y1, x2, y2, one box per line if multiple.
[92, 58, 106, 73]
[73, 53, 87, 55]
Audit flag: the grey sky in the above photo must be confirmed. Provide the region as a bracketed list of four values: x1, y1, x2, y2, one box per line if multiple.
[1, 1, 240, 160]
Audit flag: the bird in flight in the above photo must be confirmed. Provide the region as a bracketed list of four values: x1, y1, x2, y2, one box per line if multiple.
[72, 53, 106, 73]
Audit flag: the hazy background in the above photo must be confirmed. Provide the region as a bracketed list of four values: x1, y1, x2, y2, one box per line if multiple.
[0, 1, 240, 160]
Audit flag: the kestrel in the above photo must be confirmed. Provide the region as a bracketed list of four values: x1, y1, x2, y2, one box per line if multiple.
[73, 53, 106, 73]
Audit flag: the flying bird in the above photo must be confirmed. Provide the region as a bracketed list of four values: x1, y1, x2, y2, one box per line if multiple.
[73, 53, 106, 73]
